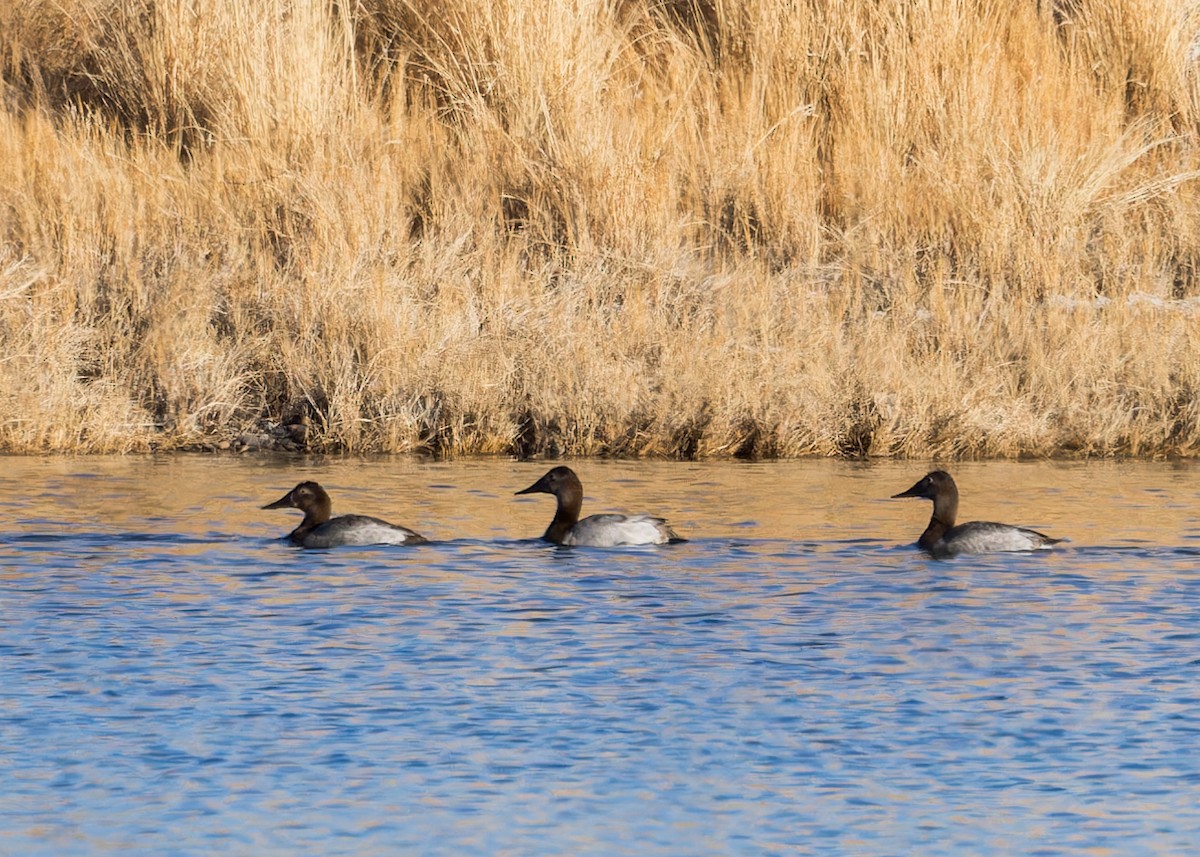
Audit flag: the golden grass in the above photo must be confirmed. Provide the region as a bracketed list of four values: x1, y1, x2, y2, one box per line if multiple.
[1, 0, 1199, 457]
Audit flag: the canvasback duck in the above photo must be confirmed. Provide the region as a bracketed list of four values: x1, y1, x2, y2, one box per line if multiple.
[263, 481, 426, 548]
[892, 470, 1061, 558]
[514, 466, 684, 546]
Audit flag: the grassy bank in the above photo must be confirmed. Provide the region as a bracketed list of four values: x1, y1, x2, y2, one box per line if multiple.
[1, 0, 1199, 457]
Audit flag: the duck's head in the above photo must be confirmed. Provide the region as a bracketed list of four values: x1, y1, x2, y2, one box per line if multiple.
[263, 481, 332, 517]
[892, 470, 957, 502]
[515, 466, 582, 499]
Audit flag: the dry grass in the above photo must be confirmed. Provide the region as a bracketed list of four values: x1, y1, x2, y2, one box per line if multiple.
[1, 0, 1199, 457]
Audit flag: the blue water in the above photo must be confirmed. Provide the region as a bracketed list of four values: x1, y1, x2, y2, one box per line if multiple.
[2, 456, 1199, 855]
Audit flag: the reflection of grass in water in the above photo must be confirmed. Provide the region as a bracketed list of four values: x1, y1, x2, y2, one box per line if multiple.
[1, 0, 1199, 456]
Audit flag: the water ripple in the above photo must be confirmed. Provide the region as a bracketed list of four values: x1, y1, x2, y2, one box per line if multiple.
[2, 459, 1200, 855]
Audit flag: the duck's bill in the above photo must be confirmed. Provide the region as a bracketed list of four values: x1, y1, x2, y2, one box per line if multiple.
[514, 475, 550, 496]
[262, 491, 295, 510]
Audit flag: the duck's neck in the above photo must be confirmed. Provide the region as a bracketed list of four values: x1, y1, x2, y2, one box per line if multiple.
[919, 490, 958, 551]
[542, 487, 582, 544]
[289, 499, 332, 543]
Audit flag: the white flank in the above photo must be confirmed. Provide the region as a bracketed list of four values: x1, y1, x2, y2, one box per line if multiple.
[563, 514, 673, 547]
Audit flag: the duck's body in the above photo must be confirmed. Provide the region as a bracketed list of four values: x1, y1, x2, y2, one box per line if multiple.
[287, 514, 426, 549]
[515, 466, 683, 546]
[918, 520, 1059, 558]
[263, 481, 426, 548]
[892, 471, 1060, 558]
[553, 512, 679, 547]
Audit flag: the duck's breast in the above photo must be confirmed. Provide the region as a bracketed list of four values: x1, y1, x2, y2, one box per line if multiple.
[935, 521, 1057, 557]
[563, 514, 675, 547]
[302, 515, 425, 548]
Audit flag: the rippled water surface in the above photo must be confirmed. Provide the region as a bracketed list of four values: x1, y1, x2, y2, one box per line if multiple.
[3, 455, 1200, 855]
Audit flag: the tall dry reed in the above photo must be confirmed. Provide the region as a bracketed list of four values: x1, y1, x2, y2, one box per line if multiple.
[0, 0, 1198, 457]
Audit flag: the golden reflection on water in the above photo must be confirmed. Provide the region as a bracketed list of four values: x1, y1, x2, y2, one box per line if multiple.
[4, 454, 1198, 549]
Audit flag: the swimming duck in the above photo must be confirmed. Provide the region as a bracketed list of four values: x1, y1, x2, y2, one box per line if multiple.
[514, 466, 684, 546]
[263, 481, 426, 548]
[892, 470, 1060, 558]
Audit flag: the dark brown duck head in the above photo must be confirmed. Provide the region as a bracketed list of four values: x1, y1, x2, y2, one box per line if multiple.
[892, 470, 959, 551]
[892, 470, 958, 505]
[263, 481, 332, 541]
[515, 466, 584, 542]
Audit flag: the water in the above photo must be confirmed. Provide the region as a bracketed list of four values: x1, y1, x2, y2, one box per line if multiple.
[2, 455, 1199, 856]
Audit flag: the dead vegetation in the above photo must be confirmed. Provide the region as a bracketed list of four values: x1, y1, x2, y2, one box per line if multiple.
[1, 0, 1199, 457]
